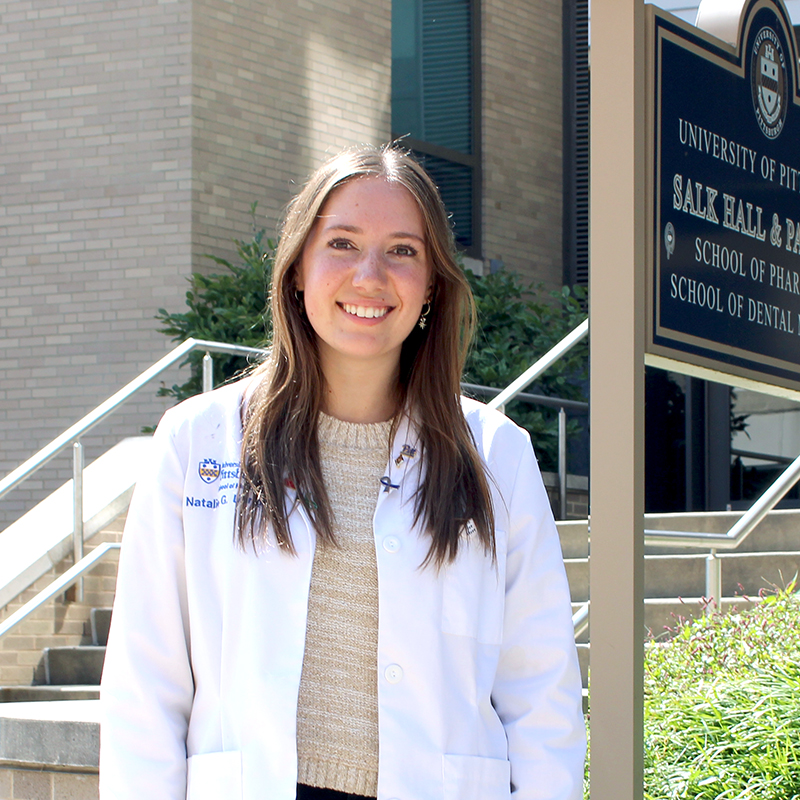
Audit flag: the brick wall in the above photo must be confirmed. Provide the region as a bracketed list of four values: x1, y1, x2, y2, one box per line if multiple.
[190, 0, 392, 267]
[0, 769, 97, 800]
[1, 0, 568, 532]
[0, 0, 392, 531]
[0, 0, 193, 527]
[481, 0, 564, 292]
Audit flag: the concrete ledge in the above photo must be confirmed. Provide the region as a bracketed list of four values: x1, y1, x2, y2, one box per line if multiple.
[0, 687, 99, 704]
[0, 701, 99, 771]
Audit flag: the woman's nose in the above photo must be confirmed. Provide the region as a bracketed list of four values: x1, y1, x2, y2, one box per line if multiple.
[352, 250, 386, 288]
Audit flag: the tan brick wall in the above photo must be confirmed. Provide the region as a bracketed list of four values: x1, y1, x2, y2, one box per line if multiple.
[481, 0, 564, 292]
[190, 0, 393, 268]
[0, 768, 97, 800]
[0, 518, 123, 687]
[0, 0, 193, 528]
[0, 0, 393, 531]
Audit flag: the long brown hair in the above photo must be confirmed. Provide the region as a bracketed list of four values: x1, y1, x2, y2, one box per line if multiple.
[236, 144, 494, 566]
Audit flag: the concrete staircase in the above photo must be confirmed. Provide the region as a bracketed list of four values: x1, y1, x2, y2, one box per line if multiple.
[0, 608, 111, 703]
[559, 509, 800, 689]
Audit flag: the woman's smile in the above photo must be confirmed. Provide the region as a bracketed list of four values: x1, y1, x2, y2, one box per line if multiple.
[339, 302, 392, 320]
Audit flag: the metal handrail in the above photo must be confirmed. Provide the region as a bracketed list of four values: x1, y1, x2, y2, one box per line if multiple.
[487, 318, 589, 413]
[572, 601, 590, 637]
[566, 449, 800, 636]
[644, 450, 800, 551]
[461, 382, 589, 413]
[731, 447, 794, 465]
[573, 449, 800, 634]
[0, 339, 267, 502]
[0, 543, 121, 641]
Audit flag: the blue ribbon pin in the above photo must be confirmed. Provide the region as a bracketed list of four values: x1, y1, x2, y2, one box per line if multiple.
[380, 476, 400, 493]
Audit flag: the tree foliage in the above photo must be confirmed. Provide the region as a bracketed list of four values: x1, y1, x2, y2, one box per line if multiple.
[463, 270, 587, 470]
[155, 205, 274, 402]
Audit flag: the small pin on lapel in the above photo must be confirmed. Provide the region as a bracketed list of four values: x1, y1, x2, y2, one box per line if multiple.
[380, 476, 400, 493]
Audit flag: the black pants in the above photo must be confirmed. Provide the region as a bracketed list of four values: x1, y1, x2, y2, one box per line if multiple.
[296, 785, 375, 800]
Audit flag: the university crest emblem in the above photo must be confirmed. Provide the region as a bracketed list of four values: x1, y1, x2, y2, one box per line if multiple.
[198, 458, 221, 484]
[751, 25, 787, 139]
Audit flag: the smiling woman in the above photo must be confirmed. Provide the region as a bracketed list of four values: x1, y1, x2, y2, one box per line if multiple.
[100, 145, 586, 800]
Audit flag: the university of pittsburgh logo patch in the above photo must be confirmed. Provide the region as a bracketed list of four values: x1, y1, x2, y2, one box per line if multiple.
[751, 25, 787, 139]
[198, 458, 221, 484]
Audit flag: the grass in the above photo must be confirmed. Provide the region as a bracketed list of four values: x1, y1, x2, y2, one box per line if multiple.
[584, 582, 800, 799]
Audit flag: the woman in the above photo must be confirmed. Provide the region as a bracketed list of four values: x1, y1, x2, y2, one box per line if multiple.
[100, 145, 585, 800]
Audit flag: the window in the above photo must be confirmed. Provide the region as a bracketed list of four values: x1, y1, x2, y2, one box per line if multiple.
[392, 0, 480, 254]
[562, 0, 590, 287]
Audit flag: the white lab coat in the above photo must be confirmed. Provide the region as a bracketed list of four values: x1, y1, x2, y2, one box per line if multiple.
[100, 378, 586, 800]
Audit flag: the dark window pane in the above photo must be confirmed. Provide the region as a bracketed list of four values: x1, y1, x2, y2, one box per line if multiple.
[422, 0, 471, 153]
[414, 152, 473, 249]
[392, 0, 471, 154]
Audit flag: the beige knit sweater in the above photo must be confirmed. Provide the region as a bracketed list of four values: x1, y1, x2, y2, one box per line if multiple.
[295, 413, 392, 797]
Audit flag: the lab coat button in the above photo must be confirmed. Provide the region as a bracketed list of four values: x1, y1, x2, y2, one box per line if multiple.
[384, 664, 404, 684]
[383, 535, 401, 553]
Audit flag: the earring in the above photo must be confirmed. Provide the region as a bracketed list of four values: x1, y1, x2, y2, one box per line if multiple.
[418, 301, 431, 330]
[294, 288, 304, 309]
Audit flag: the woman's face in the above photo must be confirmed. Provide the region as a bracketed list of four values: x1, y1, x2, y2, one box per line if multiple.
[296, 176, 432, 377]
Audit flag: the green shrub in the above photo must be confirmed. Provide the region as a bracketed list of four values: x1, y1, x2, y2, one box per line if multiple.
[584, 584, 800, 800]
[463, 270, 587, 471]
[155, 204, 274, 403]
[155, 211, 588, 469]
[643, 585, 800, 800]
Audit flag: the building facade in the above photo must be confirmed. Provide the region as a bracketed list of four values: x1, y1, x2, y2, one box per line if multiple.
[0, 0, 569, 526]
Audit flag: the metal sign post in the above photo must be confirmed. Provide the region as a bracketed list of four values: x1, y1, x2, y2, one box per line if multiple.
[589, 0, 646, 796]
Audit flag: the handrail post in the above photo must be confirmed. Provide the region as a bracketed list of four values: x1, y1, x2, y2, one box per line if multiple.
[72, 441, 84, 603]
[558, 407, 567, 520]
[202, 352, 213, 393]
[705, 548, 721, 607]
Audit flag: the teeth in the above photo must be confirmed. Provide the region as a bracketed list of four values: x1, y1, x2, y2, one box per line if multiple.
[343, 303, 388, 319]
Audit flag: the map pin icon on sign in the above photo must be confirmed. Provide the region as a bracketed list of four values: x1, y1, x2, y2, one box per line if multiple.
[664, 222, 675, 259]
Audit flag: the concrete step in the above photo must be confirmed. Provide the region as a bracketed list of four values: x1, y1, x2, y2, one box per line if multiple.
[90, 608, 112, 647]
[572, 595, 759, 644]
[564, 550, 800, 602]
[557, 509, 800, 559]
[42, 646, 105, 686]
[557, 521, 590, 559]
[0, 685, 100, 703]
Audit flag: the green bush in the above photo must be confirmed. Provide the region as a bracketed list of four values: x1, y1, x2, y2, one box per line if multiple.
[155, 204, 274, 403]
[643, 585, 800, 800]
[584, 584, 800, 800]
[155, 212, 588, 469]
[464, 270, 587, 470]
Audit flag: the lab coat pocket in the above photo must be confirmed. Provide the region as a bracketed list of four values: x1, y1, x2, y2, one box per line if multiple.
[441, 527, 506, 644]
[187, 751, 242, 800]
[443, 754, 511, 800]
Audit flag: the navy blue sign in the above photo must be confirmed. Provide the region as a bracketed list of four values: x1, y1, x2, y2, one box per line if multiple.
[650, 0, 800, 389]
